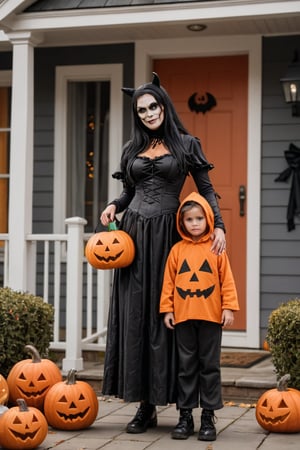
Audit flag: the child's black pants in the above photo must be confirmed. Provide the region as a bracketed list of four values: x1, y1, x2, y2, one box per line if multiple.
[175, 319, 223, 410]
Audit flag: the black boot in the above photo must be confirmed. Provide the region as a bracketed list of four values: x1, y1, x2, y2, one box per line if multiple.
[126, 402, 157, 434]
[171, 408, 194, 440]
[198, 409, 216, 441]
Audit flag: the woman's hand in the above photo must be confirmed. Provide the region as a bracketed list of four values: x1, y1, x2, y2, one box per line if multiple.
[100, 204, 117, 226]
[210, 227, 226, 255]
[222, 309, 234, 328]
[164, 312, 175, 330]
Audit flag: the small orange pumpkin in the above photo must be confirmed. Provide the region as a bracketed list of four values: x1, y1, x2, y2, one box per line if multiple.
[0, 374, 9, 405]
[0, 398, 48, 449]
[7, 345, 62, 410]
[85, 221, 135, 270]
[44, 368, 99, 430]
[256, 374, 300, 433]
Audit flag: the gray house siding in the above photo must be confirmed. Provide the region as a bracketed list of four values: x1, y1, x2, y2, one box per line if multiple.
[261, 35, 300, 343]
[2, 35, 300, 343]
[33, 43, 134, 233]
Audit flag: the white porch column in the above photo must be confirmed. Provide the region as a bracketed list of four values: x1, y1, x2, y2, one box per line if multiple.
[62, 217, 87, 372]
[7, 32, 40, 291]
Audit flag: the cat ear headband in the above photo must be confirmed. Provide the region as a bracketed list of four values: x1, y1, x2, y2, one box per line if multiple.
[122, 72, 161, 97]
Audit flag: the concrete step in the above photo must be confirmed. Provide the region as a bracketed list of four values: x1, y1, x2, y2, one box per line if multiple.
[57, 350, 276, 403]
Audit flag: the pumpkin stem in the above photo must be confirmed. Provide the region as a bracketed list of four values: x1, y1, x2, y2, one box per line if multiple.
[277, 374, 291, 391]
[16, 398, 29, 412]
[66, 368, 77, 385]
[25, 344, 42, 363]
[108, 221, 118, 231]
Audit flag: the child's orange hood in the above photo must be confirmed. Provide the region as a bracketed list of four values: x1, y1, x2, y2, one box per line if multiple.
[176, 192, 214, 243]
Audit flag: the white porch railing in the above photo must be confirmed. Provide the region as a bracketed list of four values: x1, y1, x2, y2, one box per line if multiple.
[0, 217, 110, 372]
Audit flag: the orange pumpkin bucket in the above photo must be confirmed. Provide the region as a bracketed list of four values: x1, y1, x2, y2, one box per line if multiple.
[85, 221, 135, 270]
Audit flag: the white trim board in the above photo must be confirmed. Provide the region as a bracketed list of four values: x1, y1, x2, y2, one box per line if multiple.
[135, 35, 262, 348]
[53, 63, 123, 233]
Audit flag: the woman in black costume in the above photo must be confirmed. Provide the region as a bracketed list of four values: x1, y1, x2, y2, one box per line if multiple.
[100, 73, 226, 433]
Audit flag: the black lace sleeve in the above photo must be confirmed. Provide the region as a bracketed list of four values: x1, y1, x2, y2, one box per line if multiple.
[185, 136, 225, 232]
[184, 135, 214, 171]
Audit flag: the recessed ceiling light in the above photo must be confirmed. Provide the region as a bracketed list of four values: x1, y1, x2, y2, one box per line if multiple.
[187, 24, 207, 32]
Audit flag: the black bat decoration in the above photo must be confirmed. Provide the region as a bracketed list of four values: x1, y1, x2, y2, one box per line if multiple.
[188, 92, 217, 114]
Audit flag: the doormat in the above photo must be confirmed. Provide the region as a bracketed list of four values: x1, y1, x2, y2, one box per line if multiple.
[221, 351, 270, 368]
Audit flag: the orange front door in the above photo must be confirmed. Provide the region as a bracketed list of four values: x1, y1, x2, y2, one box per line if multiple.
[154, 56, 248, 330]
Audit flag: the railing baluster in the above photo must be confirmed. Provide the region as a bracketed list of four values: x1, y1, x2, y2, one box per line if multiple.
[86, 262, 93, 339]
[1, 222, 109, 360]
[43, 241, 49, 302]
[53, 241, 61, 344]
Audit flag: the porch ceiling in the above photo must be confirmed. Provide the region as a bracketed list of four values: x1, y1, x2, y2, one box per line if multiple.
[0, 0, 299, 48]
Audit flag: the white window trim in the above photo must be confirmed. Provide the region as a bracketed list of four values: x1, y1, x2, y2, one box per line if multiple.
[53, 64, 123, 233]
[135, 35, 262, 348]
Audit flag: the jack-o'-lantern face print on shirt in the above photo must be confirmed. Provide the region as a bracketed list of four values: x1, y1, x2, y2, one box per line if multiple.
[176, 258, 215, 300]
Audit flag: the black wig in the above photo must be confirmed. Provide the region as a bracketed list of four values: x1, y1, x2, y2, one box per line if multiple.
[119, 74, 191, 182]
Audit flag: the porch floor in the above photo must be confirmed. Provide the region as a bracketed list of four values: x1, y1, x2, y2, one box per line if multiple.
[67, 349, 276, 403]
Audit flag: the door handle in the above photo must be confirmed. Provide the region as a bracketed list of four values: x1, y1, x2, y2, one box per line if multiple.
[239, 185, 246, 217]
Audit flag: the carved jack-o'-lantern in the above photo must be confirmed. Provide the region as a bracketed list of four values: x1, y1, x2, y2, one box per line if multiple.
[0, 374, 9, 405]
[256, 374, 300, 433]
[7, 345, 62, 410]
[0, 398, 48, 449]
[85, 221, 135, 270]
[176, 258, 215, 300]
[44, 368, 99, 430]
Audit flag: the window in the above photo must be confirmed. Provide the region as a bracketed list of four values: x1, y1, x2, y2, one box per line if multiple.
[66, 81, 110, 232]
[54, 64, 123, 233]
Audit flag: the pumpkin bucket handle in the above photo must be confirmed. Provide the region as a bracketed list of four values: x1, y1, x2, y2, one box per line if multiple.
[108, 221, 118, 231]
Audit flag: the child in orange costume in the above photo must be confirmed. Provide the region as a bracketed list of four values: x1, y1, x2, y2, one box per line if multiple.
[160, 192, 239, 441]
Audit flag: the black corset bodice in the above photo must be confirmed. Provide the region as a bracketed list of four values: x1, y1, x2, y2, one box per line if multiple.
[128, 154, 185, 218]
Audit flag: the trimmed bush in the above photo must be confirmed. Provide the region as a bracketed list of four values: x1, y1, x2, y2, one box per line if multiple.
[0, 287, 54, 377]
[266, 298, 300, 390]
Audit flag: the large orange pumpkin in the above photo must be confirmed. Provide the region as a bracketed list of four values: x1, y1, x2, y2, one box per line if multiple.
[44, 368, 99, 430]
[0, 398, 48, 449]
[0, 374, 9, 405]
[256, 374, 300, 433]
[7, 345, 62, 410]
[85, 221, 135, 270]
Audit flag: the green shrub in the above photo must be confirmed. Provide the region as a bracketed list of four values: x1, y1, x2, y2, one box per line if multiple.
[0, 287, 54, 377]
[266, 298, 300, 390]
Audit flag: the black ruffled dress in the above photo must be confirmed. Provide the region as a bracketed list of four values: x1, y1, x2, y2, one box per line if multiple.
[102, 135, 224, 405]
